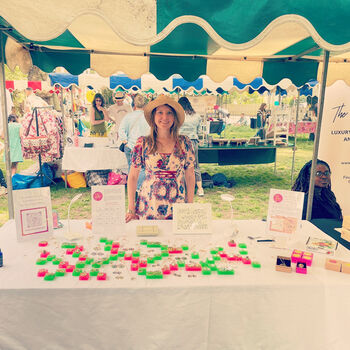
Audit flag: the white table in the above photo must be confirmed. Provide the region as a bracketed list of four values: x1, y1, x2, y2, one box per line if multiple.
[0, 219, 350, 350]
[62, 146, 128, 172]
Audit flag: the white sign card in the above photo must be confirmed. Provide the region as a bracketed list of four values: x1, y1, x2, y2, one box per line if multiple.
[266, 189, 304, 235]
[173, 203, 212, 234]
[91, 185, 125, 235]
[13, 187, 53, 241]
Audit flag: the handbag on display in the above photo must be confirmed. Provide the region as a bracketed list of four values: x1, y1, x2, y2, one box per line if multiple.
[22, 110, 52, 155]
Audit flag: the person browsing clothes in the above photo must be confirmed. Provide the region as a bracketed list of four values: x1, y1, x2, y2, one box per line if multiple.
[107, 91, 132, 138]
[119, 94, 150, 190]
[89, 93, 111, 137]
[126, 95, 195, 222]
[178, 96, 204, 196]
[292, 159, 342, 220]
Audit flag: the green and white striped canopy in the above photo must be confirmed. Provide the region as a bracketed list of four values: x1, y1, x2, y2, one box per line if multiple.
[1, 0, 350, 86]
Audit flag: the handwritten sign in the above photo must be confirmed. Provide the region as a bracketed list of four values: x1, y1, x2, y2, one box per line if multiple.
[91, 185, 125, 236]
[13, 187, 53, 241]
[173, 203, 212, 234]
[266, 189, 304, 235]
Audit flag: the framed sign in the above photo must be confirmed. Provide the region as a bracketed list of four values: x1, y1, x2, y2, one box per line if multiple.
[266, 189, 304, 235]
[173, 203, 212, 234]
[13, 187, 53, 241]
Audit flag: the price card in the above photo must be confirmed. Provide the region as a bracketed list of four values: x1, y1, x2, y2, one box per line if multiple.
[13, 187, 53, 241]
[173, 203, 212, 234]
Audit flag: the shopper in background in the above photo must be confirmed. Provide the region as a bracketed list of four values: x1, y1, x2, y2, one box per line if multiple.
[255, 103, 270, 139]
[1, 112, 23, 175]
[178, 96, 204, 196]
[89, 93, 111, 137]
[107, 91, 132, 139]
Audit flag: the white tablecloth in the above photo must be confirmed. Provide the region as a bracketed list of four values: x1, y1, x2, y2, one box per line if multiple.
[62, 146, 128, 172]
[0, 219, 350, 350]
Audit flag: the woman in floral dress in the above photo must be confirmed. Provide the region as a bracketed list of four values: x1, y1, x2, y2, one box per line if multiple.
[126, 95, 195, 221]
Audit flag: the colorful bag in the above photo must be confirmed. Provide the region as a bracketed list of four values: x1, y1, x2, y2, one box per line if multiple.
[107, 172, 122, 185]
[22, 110, 52, 154]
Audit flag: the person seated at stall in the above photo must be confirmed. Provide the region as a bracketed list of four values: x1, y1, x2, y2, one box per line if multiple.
[292, 159, 343, 220]
[255, 103, 270, 139]
[89, 93, 111, 137]
[119, 94, 149, 191]
[126, 95, 195, 222]
[178, 96, 204, 197]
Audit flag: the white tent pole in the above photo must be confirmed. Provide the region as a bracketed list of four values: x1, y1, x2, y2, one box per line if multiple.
[291, 89, 300, 184]
[306, 50, 330, 220]
[0, 31, 14, 219]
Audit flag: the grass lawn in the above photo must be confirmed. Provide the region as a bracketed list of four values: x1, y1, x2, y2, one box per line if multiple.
[0, 126, 314, 226]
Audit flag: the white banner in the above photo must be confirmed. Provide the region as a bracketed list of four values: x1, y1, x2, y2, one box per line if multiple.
[319, 80, 350, 215]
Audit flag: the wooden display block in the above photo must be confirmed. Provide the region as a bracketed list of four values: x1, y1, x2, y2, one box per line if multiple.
[248, 137, 260, 145]
[136, 225, 159, 236]
[341, 261, 350, 274]
[230, 138, 248, 146]
[341, 227, 350, 242]
[275, 256, 292, 273]
[212, 139, 229, 146]
[325, 258, 342, 272]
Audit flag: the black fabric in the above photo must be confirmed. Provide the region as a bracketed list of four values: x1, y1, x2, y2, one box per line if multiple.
[212, 173, 228, 186]
[119, 143, 125, 152]
[0, 169, 7, 188]
[303, 187, 343, 220]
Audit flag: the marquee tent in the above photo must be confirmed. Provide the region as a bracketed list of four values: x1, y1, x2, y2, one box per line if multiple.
[1, 0, 350, 219]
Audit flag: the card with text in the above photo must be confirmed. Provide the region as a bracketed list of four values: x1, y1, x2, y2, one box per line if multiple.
[173, 203, 212, 234]
[14, 187, 53, 241]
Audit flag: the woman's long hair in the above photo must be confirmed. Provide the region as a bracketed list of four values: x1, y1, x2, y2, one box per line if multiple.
[145, 104, 180, 155]
[259, 103, 267, 112]
[292, 159, 330, 192]
[178, 97, 195, 115]
[92, 93, 105, 110]
[292, 159, 342, 218]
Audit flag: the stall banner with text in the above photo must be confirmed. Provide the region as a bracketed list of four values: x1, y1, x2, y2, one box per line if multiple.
[173, 203, 212, 234]
[319, 80, 350, 215]
[13, 187, 53, 241]
[91, 185, 125, 236]
[266, 189, 304, 235]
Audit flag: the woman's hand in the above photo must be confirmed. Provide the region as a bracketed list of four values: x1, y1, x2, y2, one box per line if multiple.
[125, 212, 139, 223]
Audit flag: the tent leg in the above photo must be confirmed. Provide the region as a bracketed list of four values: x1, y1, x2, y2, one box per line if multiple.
[0, 32, 14, 219]
[291, 90, 300, 184]
[274, 154, 277, 174]
[306, 50, 330, 220]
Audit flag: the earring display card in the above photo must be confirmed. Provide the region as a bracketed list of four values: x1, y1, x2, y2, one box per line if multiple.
[91, 185, 125, 236]
[173, 203, 212, 234]
[275, 256, 292, 273]
[14, 187, 53, 241]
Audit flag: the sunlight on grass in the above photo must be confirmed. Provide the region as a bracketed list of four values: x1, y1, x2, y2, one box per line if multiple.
[0, 127, 314, 226]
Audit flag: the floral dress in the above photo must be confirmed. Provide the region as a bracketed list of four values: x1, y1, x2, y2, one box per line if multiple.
[132, 135, 195, 220]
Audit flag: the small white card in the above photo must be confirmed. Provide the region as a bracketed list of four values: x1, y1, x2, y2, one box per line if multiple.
[266, 189, 304, 235]
[173, 203, 212, 234]
[91, 185, 125, 236]
[13, 187, 53, 241]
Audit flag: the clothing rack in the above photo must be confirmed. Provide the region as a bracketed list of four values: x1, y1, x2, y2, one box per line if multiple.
[33, 106, 56, 186]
